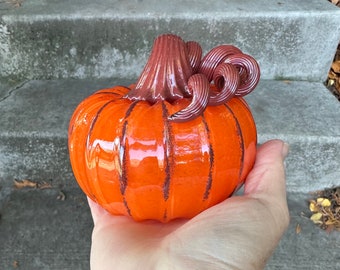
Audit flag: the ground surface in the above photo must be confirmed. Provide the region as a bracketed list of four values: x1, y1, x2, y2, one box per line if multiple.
[0, 0, 339, 269]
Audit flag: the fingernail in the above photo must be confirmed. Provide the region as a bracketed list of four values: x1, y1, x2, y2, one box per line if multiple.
[282, 142, 289, 159]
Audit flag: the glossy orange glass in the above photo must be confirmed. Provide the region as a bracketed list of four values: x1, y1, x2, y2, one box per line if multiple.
[68, 85, 257, 222]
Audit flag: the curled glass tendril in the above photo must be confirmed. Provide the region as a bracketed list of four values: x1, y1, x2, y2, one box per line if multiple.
[125, 34, 260, 122]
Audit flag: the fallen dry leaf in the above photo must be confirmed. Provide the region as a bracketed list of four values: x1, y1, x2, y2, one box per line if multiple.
[326, 11, 340, 100]
[36, 181, 52, 189]
[295, 223, 302, 234]
[310, 212, 323, 223]
[13, 179, 37, 189]
[308, 186, 340, 231]
[331, 0, 340, 7]
[57, 191, 66, 201]
[331, 61, 340, 74]
[0, 0, 24, 8]
[13, 260, 19, 268]
[317, 198, 331, 207]
[13, 179, 52, 190]
[309, 200, 318, 212]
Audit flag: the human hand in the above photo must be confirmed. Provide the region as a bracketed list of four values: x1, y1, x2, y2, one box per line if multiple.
[88, 139, 290, 270]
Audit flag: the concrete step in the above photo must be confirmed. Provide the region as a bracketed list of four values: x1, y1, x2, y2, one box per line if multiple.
[1, 79, 339, 192]
[0, 188, 339, 270]
[1, 0, 340, 268]
[0, 79, 339, 269]
[1, 0, 340, 82]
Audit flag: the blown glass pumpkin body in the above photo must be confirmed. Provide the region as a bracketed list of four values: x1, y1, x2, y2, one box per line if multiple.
[68, 86, 256, 222]
[68, 34, 260, 222]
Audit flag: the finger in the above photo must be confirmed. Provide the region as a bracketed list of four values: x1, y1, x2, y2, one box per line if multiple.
[244, 139, 289, 201]
[243, 139, 290, 233]
[87, 197, 110, 225]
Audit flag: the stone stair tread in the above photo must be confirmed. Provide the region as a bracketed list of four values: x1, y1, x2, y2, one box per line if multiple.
[1, 79, 339, 138]
[1, 0, 340, 269]
[0, 187, 339, 270]
[0, 80, 339, 269]
[0, 79, 339, 193]
[1, 0, 340, 81]
[1, 0, 337, 16]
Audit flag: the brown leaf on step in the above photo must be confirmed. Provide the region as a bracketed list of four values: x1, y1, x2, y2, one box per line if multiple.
[331, 61, 340, 74]
[330, 0, 340, 7]
[13, 179, 53, 190]
[0, 0, 24, 9]
[13, 179, 37, 189]
[308, 186, 340, 232]
[13, 260, 19, 268]
[295, 223, 302, 234]
[57, 190, 66, 201]
[327, 27, 340, 100]
[328, 69, 339, 81]
[331, 0, 340, 7]
[36, 181, 52, 189]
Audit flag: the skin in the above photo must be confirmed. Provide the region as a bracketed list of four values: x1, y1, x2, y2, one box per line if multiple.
[88, 139, 290, 270]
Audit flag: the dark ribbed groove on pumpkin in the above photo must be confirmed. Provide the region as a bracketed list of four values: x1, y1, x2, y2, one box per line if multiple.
[224, 104, 245, 182]
[123, 198, 132, 217]
[202, 115, 215, 201]
[161, 102, 173, 201]
[163, 210, 168, 222]
[86, 100, 114, 200]
[119, 101, 139, 216]
[119, 120, 129, 195]
[87, 101, 113, 145]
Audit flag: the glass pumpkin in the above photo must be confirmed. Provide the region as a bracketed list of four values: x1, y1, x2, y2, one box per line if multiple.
[68, 34, 260, 222]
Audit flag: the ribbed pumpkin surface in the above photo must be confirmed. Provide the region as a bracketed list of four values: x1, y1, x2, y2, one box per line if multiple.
[68, 85, 257, 222]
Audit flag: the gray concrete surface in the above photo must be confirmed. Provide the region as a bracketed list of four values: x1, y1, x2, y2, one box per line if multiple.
[0, 189, 339, 269]
[1, 0, 340, 269]
[1, 79, 339, 192]
[0, 187, 92, 270]
[1, 0, 340, 82]
[0, 79, 339, 269]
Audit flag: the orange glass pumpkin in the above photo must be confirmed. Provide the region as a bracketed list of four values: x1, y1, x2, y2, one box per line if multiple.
[68, 34, 260, 222]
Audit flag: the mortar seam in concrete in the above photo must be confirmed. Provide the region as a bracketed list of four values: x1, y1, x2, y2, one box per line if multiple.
[258, 134, 340, 144]
[0, 80, 29, 103]
[0, 187, 12, 210]
[2, 10, 340, 22]
[1, 132, 339, 144]
[0, 131, 67, 139]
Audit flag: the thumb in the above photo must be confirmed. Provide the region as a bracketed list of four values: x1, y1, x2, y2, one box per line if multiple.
[244, 139, 289, 202]
[87, 197, 111, 226]
[244, 139, 290, 232]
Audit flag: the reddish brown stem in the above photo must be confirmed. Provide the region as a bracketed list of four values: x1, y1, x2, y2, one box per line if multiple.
[124, 34, 260, 122]
[168, 74, 210, 122]
[125, 34, 195, 103]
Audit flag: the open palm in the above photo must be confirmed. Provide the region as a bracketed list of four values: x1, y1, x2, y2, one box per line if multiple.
[88, 140, 289, 270]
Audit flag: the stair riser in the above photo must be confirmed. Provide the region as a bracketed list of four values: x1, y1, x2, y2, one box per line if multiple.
[1, 14, 339, 81]
[0, 136, 75, 189]
[1, 136, 338, 193]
